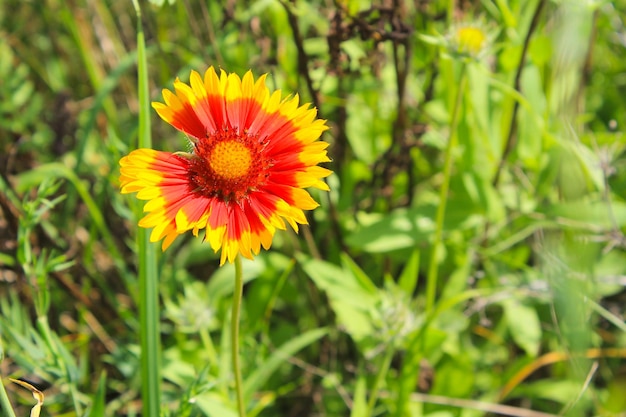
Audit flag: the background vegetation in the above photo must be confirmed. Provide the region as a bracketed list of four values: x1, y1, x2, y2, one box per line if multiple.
[1, 0, 626, 416]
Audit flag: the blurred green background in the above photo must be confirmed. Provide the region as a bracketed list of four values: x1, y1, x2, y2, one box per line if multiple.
[1, 0, 626, 416]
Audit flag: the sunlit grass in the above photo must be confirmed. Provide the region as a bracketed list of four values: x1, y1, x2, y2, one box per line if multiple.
[1, 0, 625, 416]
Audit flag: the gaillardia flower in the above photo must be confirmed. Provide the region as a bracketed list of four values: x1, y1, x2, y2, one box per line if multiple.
[120, 67, 331, 265]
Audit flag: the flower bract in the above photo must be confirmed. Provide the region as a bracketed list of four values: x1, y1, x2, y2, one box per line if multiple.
[120, 67, 331, 265]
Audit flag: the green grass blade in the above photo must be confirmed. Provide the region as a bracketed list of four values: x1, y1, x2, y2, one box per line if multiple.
[0, 377, 17, 417]
[86, 372, 107, 417]
[132, 1, 161, 416]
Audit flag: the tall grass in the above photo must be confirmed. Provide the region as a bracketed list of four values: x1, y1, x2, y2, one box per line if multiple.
[131, 1, 161, 416]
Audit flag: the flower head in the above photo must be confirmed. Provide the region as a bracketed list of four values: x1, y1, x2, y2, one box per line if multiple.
[120, 67, 331, 265]
[418, 20, 492, 62]
[455, 26, 486, 55]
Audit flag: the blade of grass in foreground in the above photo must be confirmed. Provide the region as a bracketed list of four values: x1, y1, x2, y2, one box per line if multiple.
[0, 375, 17, 417]
[131, 1, 161, 416]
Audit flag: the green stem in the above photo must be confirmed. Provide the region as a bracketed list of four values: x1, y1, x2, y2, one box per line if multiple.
[232, 256, 246, 417]
[138, 226, 160, 417]
[425, 63, 468, 314]
[200, 329, 219, 370]
[365, 345, 395, 416]
[132, 1, 161, 416]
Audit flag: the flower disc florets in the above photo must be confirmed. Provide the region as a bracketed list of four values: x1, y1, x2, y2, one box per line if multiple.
[188, 129, 270, 202]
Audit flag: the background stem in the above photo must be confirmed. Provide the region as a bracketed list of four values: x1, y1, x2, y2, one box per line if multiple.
[425, 63, 468, 314]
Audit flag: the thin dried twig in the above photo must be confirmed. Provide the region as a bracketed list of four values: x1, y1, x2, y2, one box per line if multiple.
[405, 392, 558, 417]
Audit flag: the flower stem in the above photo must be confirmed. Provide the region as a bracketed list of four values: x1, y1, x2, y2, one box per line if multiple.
[425, 63, 467, 314]
[365, 344, 395, 416]
[232, 256, 246, 417]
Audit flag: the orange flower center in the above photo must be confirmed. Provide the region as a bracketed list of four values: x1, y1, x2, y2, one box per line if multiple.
[187, 129, 270, 202]
[209, 141, 252, 179]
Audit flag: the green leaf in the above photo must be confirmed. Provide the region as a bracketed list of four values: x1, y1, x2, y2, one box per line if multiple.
[514, 379, 587, 404]
[206, 258, 263, 301]
[517, 65, 547, 169]
[85, 372, 107, 417]
[603, 375, 626, 414]
[148, 0, 177, 6]
[347, 203, 484, 253]
[340, 253, 378, 295]
[502, 299, 542, 356]
[194, 393, 238, 417]
[299, 256, 378, 342]
[247, 254, 294, 330]
[461, 173, 506, 223]
[243, 327, 328, 402]
[428, 354, 474, 401]
[397, 249, 420, 295]
[350, 372, 368, 417]
[346, 208, 433, 253]
[539, 200, 626, 229]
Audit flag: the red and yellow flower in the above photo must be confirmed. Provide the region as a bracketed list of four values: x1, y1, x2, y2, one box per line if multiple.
[120, 67, 331, 265]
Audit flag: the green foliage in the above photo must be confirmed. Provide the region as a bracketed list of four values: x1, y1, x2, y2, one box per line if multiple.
[1, 0, 626, 416]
